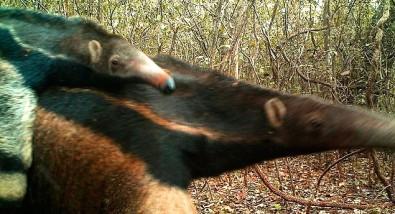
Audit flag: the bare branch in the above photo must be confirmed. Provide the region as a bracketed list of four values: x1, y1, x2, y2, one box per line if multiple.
[254, 165, 394, 210]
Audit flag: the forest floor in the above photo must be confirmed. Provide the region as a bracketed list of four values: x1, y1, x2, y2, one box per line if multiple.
[189, 151, 395, 213]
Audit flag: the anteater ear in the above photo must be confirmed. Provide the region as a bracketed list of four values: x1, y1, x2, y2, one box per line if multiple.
[264, 98, 287, 128]
[88, 40, 102, 64]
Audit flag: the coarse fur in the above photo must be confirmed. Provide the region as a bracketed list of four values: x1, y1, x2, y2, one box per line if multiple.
[16, 55, 395, 213]
[0, 7, 114, 51]
[0, 7, 113, 39]
[0, 25, 139, 207]
[0, 60, 34, 207]
[0, 26, 92, 207]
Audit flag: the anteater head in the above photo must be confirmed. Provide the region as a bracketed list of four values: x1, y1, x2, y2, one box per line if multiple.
[263, 96, 395, 151]
[87, 38, 175, 94]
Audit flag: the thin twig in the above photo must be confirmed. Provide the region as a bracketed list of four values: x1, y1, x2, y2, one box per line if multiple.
[254, 164, 393, 210]
[370, 150, 395, 202]
[315, 149, 366, 195]
[277, 27, 331, 48]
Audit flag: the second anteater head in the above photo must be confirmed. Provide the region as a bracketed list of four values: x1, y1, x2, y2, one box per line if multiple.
[68, 18, 176, 94]
[88, 37, 175, 94]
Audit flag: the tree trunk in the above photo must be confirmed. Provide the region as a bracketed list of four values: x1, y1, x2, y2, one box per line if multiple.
[366, 0, 390, 108]
[322, 0, 331, 65]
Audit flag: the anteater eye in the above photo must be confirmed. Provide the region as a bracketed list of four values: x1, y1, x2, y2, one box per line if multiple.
[111, 59, 119, 66]
[310, 119, 323, 131]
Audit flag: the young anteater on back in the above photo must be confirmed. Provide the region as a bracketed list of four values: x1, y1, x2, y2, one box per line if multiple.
[0, 7, 175, 92]
[0, 8, 175, 208]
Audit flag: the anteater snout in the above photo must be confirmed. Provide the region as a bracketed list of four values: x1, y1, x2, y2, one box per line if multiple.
[159, 77, 176, 94]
